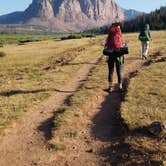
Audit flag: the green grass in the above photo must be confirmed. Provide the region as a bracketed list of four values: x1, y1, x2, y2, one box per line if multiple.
[65, 131, 78, 138]
[61, 34, 95, 40]
[0, 34, 60, 45]
[48, 143, 66, 151]
[0, 33, 96, 45]
[61, 34, 82, 40]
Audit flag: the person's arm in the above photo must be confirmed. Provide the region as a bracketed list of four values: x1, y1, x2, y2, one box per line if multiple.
[148, 31, 152, 40]
[105, 35, 110, 47]
[105, 37, 108, 46]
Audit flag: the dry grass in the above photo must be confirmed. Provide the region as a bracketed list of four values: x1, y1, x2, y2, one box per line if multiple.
[53, 58, 107, 129]
[50, 31, 166, 164]
[120, 58, 166, 164]
[121, 31, 166, 129]
[121, 61, 166, 129]
[120, 31, 166, 164]
[51, 31, 166, 131]
[0, 37, 102, 130]
[0, 31, 166, 163]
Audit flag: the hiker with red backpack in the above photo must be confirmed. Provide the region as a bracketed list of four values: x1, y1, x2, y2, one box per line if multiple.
[138, 24, 152, 59]
[104, 23, 125, 92]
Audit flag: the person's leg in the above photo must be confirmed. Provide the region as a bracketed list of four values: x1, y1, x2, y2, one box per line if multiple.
[144, 41, 150, 57]
[141, 41, 145, 59]
[108, 57, 115, 91]
[116, 59, 123, 89]
[142, 41, 149, 59]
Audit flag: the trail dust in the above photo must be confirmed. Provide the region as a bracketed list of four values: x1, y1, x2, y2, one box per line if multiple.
[0, 54, 156, 166]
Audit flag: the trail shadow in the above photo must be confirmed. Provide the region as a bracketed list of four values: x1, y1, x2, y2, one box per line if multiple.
[91, 67, 165, 165]
[37, 109, 65, 141]
[92, 90, 129, 142]
[149, 51, 161, 59]
[100, 142, 164, 166]
[143, 51, 164, 67]
[0, 88, 77, 97]
[37, 85, 84, 142]
[66, 62, 98, 66]
[38, 117, 55, 141]
[37, 56, 103, 142]
[91, 69, 139, 141]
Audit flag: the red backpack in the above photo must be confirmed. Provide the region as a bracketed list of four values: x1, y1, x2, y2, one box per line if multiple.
[107, 26, 124, 49]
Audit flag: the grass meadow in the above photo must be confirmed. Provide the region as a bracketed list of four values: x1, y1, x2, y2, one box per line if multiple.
[0, 31, 165, 164]
[0, 35, 102, 130]
[52, 31, 166, 131]
[49, 31, 166, 164]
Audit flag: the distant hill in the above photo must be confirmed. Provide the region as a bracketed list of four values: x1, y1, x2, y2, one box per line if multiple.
[123, 6, 166, 32]
[122, 8, 143, 20]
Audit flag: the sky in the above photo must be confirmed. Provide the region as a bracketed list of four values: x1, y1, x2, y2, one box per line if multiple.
[0, 0, 165, 15]
[115, 0, 166, 13]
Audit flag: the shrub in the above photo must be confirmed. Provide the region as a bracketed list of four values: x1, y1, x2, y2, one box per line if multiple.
[61, 36, 68, 40]
[61, 34, 82, 40]
[18, 38, 41, 45]
[48, 143, 66, 151]
[68, 34, 82, 39]
[0, 43, 3, 47]
[0, 51, 6, 57]
[83, 34, 96, 38]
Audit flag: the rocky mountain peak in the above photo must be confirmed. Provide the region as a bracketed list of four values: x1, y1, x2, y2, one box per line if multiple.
[24, 0, 54, 19]
[0, 0, 125, 32]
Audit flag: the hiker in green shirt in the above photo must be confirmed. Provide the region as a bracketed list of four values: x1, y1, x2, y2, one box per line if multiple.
[138, 24, 152, 59]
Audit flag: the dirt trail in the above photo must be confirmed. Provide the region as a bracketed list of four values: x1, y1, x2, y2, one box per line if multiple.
[0, 54, 102, 166]
[0, 53, 149, 166]
[49, 59, 146, 166]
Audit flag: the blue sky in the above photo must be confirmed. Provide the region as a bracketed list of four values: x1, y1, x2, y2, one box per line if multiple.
[116, 0, 166, 13]
[0, 0, 165, 15]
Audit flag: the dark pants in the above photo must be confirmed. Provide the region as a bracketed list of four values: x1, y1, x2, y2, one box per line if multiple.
[107, 57, 122, 84]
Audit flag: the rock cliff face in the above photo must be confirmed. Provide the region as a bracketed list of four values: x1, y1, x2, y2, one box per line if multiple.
[24, 0, 55, 19]
[0, 0, 124, 32]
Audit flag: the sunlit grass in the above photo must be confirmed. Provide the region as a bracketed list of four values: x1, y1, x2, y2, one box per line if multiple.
[50, 31, 166, 164]
[0, 36, 102, 130]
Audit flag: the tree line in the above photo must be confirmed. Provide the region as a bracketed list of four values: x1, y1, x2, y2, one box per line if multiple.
[84, 6, 166, 34]
[123, 6, 166, 32]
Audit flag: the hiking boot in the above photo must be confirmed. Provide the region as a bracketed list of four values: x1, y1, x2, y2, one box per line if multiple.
[143, 55, 147, 60]
[119, 83, 123, 90]
[108, 86, 113, 93]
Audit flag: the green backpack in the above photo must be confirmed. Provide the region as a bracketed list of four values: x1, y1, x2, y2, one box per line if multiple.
[138, 28, 150, 41]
